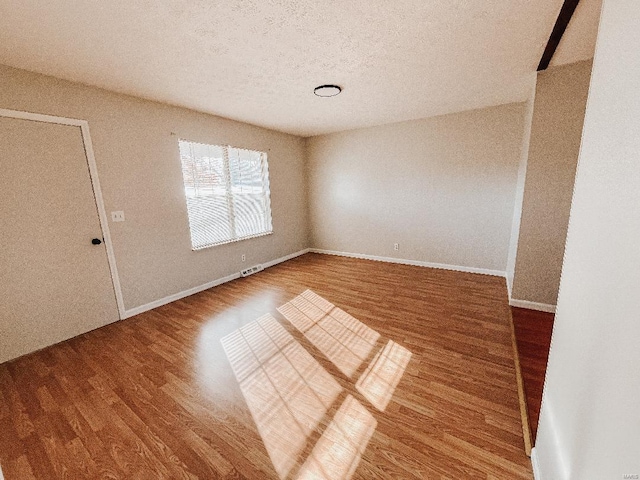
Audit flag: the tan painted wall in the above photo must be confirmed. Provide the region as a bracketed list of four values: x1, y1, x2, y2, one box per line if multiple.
[512, 60, 593, 306]
[306, 103, 527, 272]
[505, 78, 537, 297]
[0, 65, 308, 311]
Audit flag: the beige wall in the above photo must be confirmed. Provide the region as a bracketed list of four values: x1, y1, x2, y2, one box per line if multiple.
[506, 79, 537, 296]
[307, 103, 527, 272]
[0, 65, 308, 311]
[511, 60, 593, 306]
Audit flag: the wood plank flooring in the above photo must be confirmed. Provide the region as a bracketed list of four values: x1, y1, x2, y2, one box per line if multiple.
[0, 253, 533, 479]
[511, 307, 554, 441]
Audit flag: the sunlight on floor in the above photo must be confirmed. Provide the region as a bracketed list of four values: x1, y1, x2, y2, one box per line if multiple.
[277, 290, 380, 378]
[221, 291, 412, 480]
[356, 340, 412, 411]
[297, 395, 377, 480]
[221, 314, 342, 479]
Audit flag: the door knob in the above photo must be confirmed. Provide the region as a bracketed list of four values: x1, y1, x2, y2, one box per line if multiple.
[91, 238, 102, 245]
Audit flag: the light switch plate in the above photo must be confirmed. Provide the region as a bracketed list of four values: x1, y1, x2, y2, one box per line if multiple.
[111, 211, 125, 222]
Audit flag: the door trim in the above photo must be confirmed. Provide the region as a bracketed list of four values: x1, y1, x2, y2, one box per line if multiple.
[0, 108, 125, 318]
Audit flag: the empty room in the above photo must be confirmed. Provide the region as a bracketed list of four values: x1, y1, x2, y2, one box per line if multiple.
[1, 1, 638, 479]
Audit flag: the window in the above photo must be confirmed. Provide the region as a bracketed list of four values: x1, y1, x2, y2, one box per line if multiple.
[178, 140, 273, 250]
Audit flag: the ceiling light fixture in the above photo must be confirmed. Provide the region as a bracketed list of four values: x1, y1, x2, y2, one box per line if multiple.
[314, 84, 342, 97]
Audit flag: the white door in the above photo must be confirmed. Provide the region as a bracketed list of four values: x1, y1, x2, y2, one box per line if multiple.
[0, 116, 120, 363]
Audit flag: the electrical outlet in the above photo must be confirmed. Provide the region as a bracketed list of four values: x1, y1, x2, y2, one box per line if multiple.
[241, 254, 246, 262]
[111, 211, 125, 222]
[394, 243, 399, 251]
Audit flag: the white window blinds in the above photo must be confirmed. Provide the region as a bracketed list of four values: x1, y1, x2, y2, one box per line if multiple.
[178, 140, 273, 250]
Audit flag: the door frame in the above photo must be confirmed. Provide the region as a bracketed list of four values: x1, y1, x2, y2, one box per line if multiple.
[0, 108, 125, 318]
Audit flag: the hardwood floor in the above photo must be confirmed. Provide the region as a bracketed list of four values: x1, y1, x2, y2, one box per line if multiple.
[0, 253, 532, 479]
[510, 307, 554, 442]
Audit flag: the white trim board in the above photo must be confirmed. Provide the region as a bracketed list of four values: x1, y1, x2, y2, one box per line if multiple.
[309, 249, 506, 277]
[262, 248, 310, 269]
[123, 272, 241, 318]
[509, 299, 557, 313]
[309, 249, 561, 315]
[122, 248, 310, 318]
[0, 108, 126, 318]
[531, 447, 542, 480]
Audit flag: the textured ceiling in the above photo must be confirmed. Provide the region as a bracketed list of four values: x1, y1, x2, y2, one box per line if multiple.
[0, 0, 601, 136]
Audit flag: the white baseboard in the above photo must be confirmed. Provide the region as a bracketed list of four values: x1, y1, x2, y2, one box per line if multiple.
[309, 249, 505, 277]
[123, 248, 545, 319]
[263, 248, 310, 269]
[122, 248, 310, 319]
[509, 299, 556, 313]
[122, 272, 241, 318]
[531, 447, 541, 479]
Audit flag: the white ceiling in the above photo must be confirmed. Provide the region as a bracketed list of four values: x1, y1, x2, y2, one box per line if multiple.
[0, 0, 601, 137]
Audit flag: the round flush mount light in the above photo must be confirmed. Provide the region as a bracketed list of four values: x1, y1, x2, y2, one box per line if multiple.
[314, 84, 342, 97]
